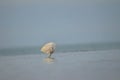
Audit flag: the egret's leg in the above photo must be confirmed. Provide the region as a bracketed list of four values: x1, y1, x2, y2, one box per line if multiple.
[48, 53, 52, 58]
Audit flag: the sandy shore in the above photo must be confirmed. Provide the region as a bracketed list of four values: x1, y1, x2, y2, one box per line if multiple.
[0, 49, 120, 80]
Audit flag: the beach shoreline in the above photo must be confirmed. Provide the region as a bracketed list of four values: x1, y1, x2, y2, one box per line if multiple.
[0, 49, 120, 80]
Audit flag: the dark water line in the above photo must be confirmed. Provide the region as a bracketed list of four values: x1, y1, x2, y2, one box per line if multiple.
[0, 43, 120, 56]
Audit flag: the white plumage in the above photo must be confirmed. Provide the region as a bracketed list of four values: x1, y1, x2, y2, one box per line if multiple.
[41, 42, 56, 57]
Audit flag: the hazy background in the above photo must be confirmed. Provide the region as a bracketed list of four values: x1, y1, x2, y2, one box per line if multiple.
[0, 0, 120, 49]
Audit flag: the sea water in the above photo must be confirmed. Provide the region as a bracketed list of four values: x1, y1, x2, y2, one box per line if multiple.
[0, 43, 120, 56]
[0, 43, 120, 80]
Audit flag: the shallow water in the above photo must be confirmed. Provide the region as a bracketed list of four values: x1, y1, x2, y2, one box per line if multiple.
[0, 50, 120, 80]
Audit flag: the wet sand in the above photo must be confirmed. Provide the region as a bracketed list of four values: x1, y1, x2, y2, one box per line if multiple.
[0, 50, 120, 80]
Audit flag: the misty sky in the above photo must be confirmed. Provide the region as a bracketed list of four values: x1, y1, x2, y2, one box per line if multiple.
[0, 0, 120, 48]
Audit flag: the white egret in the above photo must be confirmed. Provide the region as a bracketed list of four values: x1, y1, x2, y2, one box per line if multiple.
[41, 42, 56, 58]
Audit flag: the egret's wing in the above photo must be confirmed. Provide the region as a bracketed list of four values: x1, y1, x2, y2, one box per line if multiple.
[41, 42, 56, 54]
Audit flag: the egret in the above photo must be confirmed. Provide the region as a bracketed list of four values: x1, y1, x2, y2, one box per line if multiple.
[41, 42, 56, 58]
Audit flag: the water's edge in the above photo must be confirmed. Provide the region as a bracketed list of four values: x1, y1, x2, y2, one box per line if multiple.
[0, 43, 120, 56]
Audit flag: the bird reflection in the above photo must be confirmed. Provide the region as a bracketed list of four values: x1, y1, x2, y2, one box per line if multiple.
[43, 57, 55, 63]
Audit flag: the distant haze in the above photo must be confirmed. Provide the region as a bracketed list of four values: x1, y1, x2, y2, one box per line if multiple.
[0, 0, 120, 48]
